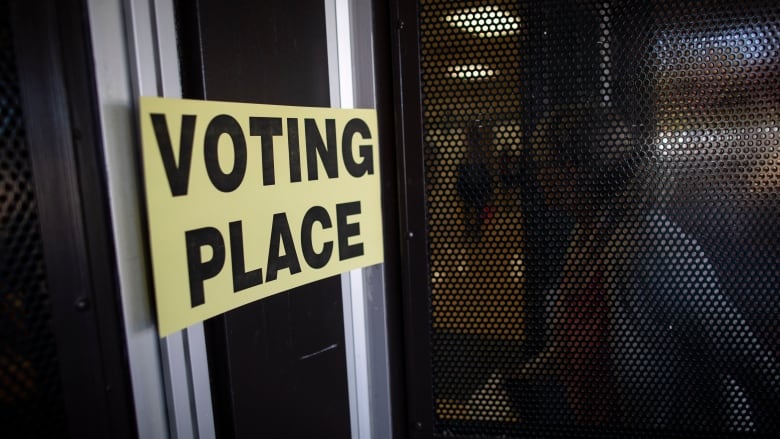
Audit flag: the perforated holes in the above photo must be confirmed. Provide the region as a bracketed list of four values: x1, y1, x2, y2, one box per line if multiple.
[419, 0, 780, 437]
[0, 1, 67, 435]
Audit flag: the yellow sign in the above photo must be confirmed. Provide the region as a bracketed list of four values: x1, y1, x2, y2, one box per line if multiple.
[140, 97, 384, 336]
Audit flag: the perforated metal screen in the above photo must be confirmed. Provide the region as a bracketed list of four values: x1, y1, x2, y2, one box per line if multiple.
[419, 0, 780, 436]
[0, 0, 67, 435]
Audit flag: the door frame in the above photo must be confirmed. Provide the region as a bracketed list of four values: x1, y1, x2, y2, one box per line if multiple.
[384, 0, 437, 437]
[9, 0, 136, 436]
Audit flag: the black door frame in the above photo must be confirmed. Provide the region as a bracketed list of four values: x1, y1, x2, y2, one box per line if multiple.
[10, 0, 136, 436]
[371, 0, 411, 437]
[174, 0, 414, 437]
[175, 1, 353, 437]
[384, 0, 436, 437]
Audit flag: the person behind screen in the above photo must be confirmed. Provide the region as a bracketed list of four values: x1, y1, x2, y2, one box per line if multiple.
[457, 119, 496, 241]
[512, 105, 780, 431]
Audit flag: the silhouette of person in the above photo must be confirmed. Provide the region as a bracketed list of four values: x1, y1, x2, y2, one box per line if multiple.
[512, 105, 780, 432]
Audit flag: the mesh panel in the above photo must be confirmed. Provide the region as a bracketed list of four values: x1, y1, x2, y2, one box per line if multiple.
[420, 0, 780, 436]
[0, 0, 67, 435]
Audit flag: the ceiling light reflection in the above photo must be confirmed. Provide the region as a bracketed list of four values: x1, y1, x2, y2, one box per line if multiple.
[448, 64, 498, 80]
[444, 5, 521, 38]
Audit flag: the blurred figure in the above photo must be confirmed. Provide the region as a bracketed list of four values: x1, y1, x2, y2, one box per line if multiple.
[457, 119, 496, 241]
[511, 105, 780, 432]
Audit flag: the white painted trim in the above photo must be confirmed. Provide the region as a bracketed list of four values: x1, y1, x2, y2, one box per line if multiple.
[327, 0, 393, 437]
[325, 0, 341, 107]
[86, 0, 168, 436]
[335, 0, 356, 109]
[326, 1, 369, 438]
[87, 0, 214, 437]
